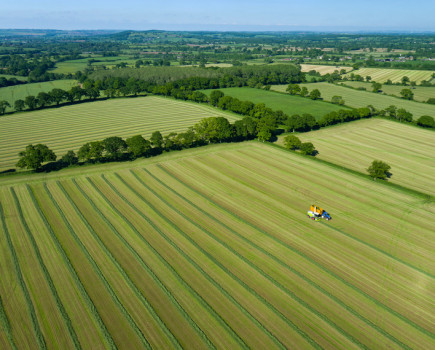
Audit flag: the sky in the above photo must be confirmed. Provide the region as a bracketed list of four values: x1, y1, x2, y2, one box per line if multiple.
[1, 0, 434, 32]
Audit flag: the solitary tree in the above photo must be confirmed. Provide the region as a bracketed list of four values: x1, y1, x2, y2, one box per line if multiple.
[16, 144, 56, 170]
[367, 160, 391, 180]
[331, 95, 345, 105]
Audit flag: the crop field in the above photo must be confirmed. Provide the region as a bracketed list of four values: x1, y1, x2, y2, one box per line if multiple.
[271, 83, 435, 118]
[343, 68, 434, 84]
[201, 87, 349, 120]
[277, 119, 435, 196]
[0, 96, 240, 171]
[0, 80, 78, 109]
[300, 64, 353, 75]
[0, 142, 433, 349]
[341, 81, 435, 103]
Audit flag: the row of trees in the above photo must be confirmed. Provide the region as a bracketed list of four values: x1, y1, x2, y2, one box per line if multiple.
[16, 115, 268, 171]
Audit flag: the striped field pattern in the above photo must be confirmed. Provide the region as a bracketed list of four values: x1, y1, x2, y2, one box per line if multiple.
[277, 118, 435, 196]
[0, 142, 433, 349]
[0, 96, 240, 171]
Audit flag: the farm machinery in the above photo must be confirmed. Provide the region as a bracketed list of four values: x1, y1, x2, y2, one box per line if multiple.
[307, 205, 332, 221]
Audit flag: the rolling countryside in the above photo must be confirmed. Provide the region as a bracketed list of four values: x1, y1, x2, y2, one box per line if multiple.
[0, 142, 433, 349]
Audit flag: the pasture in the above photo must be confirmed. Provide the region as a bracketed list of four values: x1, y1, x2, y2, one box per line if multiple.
[300, 64, 353, 75]
[0, 80, 78, 109]
[344, 68, 434, 84]
[271, 83, 435, 118]
[0, 96, 240, 171]
[0, 141, 433, 349]
[342, 81, 435, 103]
[277, 118, 435, 196]
[201, 87, 349, 120]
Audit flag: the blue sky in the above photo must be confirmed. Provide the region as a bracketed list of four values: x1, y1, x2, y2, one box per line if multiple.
[1, 0, 434, 32]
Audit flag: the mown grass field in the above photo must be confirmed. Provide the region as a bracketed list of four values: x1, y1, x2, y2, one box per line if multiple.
[0, 142, 433, 349]
[51, 56, 136, 74]
[300, 64, 353, 74]
[271, 83, 435, 119]
[0, 74, 27, 81]
[276, 118, 435, 196]
[342, 81, 435, 103]
[344, 68, 434, 84]
[0, 96, 240, 171]
[0, 80, 78, 110]
[201, 87, 349, 120]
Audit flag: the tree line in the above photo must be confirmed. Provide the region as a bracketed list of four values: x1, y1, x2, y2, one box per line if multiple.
[15, 115, 267, 171]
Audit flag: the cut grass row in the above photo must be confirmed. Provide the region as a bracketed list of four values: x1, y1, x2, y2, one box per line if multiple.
[89, 174, 293, 349]
[10, 187, 81, 349]
[142, 167, 412, 349]
[106, 172, 315, 349]
[1, 141, 433, 348]
[271, 82, 435, 118]
[0, 197, 46, 349]
[26, 185, 116, 350]
[123, 170, 368, 349]
[0, 96, 240, 171]
[200, 87, 349, 120]
[152, 145, 433, 348]
[111, 166, 421, 349]
[299, 64, 353, 75]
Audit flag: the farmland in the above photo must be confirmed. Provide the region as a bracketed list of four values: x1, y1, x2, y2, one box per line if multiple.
[277, 119, 435, 196]
[300, 64, 353, 75]
[271, 83, 435, 118]
[342, 81, 435, 103]
[0, 96, 240, 171]
[201, 87, 349, 120]
[0, 142, 433, 349]
[0, 80, 78, 109]
[343, 68, 434, 84]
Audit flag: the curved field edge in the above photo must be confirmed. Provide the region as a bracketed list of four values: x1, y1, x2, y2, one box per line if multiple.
[275, 118, 435, 197]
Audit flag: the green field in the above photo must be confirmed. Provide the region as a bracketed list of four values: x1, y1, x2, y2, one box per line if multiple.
[201, 87, 349, 120]
[0, 80, 78, 110]
[342, 81, 435, 103]
[271, 83, 435, 119]
[0, 96, 240, 171]
[0, 142, 433, 349]
[277, 118, 435, 196]
[344, 68, 434, 84]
